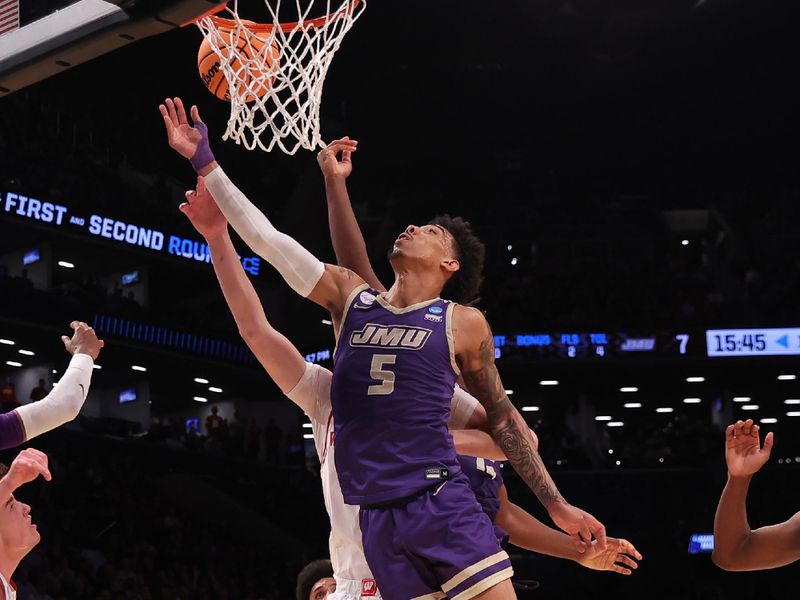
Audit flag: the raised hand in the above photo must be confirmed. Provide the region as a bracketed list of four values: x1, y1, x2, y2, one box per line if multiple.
[179, 176, 228, 241]
[549, 502, 608, 553]
[61, 321, 104, 360]
[317, 136, 358, 179]
[159, 97, 216, 172]
[2, 448, 52, 492]
[578, 537, 642, 575]
[725, 419, 774, 478]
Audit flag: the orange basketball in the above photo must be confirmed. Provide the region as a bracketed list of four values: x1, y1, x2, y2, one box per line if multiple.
[197, 26, 279, 102]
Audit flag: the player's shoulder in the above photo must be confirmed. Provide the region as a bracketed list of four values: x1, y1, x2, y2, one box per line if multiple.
[452, 304, 490, 337]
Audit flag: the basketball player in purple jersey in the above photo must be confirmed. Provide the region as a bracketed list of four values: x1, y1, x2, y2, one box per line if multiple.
[175, 172, 637, 600]
[161, 97, 606, 600]
[0, 322, 103, 451]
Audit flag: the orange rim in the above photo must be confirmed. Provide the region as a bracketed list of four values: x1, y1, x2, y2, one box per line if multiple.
[204, 0, 362, 33]
[180, 2, 228, 27]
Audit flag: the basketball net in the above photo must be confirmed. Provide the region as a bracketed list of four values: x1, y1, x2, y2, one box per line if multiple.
[195, 1, 364, 155]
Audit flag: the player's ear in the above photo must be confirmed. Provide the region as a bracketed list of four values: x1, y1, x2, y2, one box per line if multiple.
[441, 258, 460, 273]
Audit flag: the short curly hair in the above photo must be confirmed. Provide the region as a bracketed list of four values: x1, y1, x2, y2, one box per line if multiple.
[429, 214, 485, 305]
[295, 559, 333, 600]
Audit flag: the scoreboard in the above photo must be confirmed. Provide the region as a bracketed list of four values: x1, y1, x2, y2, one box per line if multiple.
[493, 328, 800, 361]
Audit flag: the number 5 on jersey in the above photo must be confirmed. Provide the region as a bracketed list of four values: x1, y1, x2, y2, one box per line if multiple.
[368, 354, 396, 395]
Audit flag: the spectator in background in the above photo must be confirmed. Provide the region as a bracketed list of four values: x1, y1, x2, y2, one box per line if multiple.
[29, 379, 47, 403]
[0, 448, 53, 600]
[205, 406, 225, 441]
[0, 381, 17, 414]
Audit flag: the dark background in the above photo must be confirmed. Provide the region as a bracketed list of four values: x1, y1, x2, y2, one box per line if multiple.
[1, 0, 799, 598]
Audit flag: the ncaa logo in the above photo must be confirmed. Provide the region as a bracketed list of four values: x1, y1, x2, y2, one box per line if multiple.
[361, 579, 378, 597]
[359, 291, 376, 306]
[428, 306, 443, 315]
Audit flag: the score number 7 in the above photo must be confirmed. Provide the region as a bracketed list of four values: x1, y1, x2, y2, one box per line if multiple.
[368, 354, 397, 395]
[676, 334, 689, 355]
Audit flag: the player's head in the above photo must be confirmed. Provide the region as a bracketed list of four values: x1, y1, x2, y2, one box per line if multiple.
[296, 559, 335, 600]
[389, 215, 485, 305]
[0, 464, 41, 560]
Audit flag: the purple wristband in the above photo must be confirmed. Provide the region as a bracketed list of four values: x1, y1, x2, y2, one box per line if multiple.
[0, 411, 26, 450]
[190, 120, 216, 173]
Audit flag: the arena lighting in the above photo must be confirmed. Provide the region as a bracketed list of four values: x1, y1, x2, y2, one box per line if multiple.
[303, 434, 314, 440]
[92, 364, 102, 370]
[686, 376, 705, 383]
[131, 365, 147, 372]
[683, 398, 702, 404]
[507, 245, 512, 251]
[761, 418, 778, 424]
[741, 405, 759, 411]
[608, 449, 614, 454]
[0, 339, 15, 345]
[208, 386, 223, 393]
[17, 349, 34, 356]
[607, 422, 624, 427]
[511, 258, 518, 266]
[302, 423, 313, 429]
[539, 380, 559, 386]
[52, 369, 57, 374]
[194, 377, 209, 384]
[615, 460, 622, 466]
[778, 374, 797, 381]
[57, 260, 75, 268]
[620, 387, 638, 393]
[624, 402, 642, 408]
[321, 319, 332, 325]
[521, 406, 540, 412]
[5, 361, 22, 367]
[656, 407, 674, 413]
[784, 399, 800, 405]
[505, 389, 514, 395]
[595, 415, 613, 421]
[786, 412, 800, 417]
[681, 240, 689, 246]
[733, 397, 751, 402]
[193, 396, 208, 402]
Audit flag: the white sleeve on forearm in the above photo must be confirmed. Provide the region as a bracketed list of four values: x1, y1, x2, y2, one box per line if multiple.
[204, 167, 325, 297]
[448, 385, 481, 429]
[16, 353, 94, 440]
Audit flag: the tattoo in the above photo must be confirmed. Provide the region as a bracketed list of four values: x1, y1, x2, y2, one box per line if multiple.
[337, 266, 355, 280]
[461, 327, 564, 506]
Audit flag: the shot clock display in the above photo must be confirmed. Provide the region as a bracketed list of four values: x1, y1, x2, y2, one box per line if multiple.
[706, 328, 800, 357]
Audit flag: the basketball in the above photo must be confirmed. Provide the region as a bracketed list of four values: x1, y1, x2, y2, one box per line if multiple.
[197, 26, 279, 102]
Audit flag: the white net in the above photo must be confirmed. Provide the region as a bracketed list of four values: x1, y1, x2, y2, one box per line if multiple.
[195, 1, 365, 154]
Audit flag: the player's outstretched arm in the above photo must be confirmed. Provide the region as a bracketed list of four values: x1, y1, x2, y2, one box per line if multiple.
[712, 420, 800, 570]
[2, 324, 102, 450]
[159, 97, 363, 324]
[455, 306, 606, 553]
[179, 177, 308, 397]
[317, 137, 386, 292]
[495, 485, 641, 574]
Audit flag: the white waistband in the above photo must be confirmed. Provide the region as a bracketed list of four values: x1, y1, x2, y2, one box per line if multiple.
[332, 576, 382, 599]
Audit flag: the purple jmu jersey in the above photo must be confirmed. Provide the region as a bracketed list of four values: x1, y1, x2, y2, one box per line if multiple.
[331, 285, 461, 505]
[458, 455, 509, 546]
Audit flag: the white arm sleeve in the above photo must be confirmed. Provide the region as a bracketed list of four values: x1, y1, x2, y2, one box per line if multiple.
[448, 385, 481, 429]
[204, 167, 325, 298]
[16, 353, 94, 440]
[286, 362, 333, 424]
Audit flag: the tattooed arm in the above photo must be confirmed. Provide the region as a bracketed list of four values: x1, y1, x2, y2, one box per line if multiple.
[454, 305, 607, 552]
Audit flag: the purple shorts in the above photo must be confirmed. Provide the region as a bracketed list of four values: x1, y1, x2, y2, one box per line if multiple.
[359, 471, 513, 600]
